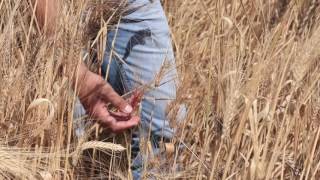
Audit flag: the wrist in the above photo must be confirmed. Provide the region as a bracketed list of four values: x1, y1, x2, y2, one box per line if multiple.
[78, 70, 104, 102]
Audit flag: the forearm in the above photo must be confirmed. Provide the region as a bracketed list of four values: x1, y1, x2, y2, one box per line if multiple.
[32, 0, 138, 131]
[75, 62, 100, 98]
[33, 0, 60, 35]
[33, 0, 91, 93]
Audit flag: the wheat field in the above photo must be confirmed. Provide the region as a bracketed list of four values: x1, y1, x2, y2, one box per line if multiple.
[0, 0, 320, 179]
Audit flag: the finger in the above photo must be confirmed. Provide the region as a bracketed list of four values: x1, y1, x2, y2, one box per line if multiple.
[101, 116, 116, 127]
[109, 111, 131, 121]
[89, 104, 114, 125]
[100, 83, 133, 114]
[110, 116, 140, 133]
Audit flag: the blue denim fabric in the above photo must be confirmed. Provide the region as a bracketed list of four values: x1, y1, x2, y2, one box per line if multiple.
[74, 0, 184, 179]
[102, 1, 184, 179]
[102, 0, 176, 140]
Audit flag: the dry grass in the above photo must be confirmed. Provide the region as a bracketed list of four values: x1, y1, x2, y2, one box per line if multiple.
[0, 0, 320, 179]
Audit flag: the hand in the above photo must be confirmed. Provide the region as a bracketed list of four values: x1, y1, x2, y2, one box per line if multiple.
[78, 69, 140, 133]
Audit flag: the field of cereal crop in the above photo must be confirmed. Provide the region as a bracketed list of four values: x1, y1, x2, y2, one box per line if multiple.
[0, 0, 320, 179]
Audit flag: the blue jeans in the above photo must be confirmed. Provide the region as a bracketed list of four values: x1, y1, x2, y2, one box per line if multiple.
[102, 0, 177, 142]
[74, 0, 184, 179]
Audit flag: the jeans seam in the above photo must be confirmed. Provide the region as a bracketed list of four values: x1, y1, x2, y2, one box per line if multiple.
[118, 61, 132, 92]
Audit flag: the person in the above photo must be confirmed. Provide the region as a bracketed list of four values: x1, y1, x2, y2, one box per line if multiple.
[35, 0, 183, 179]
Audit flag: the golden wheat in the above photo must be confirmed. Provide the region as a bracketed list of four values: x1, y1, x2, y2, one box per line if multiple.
[0, 0, 319, 179]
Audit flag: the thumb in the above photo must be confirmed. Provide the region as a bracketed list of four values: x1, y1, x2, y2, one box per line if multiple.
[100, 83, 133, 114]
